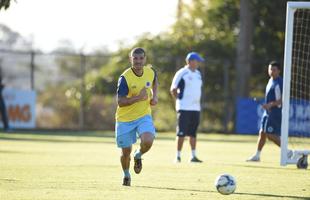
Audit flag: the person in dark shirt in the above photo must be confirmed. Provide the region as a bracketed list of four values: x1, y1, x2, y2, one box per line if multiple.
[246, 61, 292, 162]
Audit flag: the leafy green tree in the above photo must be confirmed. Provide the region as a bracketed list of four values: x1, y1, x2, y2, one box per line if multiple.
[249, 0, 292, 96]
[235, 0, 253, 98]
[41, 0, 301, 131]
[0, 0, 13, 11]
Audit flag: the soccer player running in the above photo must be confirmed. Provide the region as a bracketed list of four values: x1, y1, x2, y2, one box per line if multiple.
[115, 47, 158, 186]
[247, 61, 292, 162]
[170, 52, 204, 163]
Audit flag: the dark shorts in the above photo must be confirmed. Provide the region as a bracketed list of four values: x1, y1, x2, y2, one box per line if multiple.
[176, 110, 200, 138]
[260, 115, 281, 135]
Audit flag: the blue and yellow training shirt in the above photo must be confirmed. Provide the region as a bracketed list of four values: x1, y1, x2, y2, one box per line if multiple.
[116, 66, 156, 122]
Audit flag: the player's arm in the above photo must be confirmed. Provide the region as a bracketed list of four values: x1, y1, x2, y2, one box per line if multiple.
[170, 88, 178, 99]
[268, 99, 282, 107]
[150, 68, 158, 106]
[263, 85, 282, 110]
[117, 76, 147, 107]
[270, 84, 282, 107]
[170, 71, 182, 99]
[263, 100, 282, 110]
[118, 89, 147, 107]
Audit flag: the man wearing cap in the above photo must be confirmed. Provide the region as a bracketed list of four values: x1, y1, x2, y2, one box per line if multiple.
[170, 52, 204, 163]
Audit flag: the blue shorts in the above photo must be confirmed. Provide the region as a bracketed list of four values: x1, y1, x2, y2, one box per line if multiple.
[260, 115, 281, 135]
[115, 115, 156, 148]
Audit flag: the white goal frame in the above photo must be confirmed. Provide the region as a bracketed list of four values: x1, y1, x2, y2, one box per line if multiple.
[281, 2, 310, 166]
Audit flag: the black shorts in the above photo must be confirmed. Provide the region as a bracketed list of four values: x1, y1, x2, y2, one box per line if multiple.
[176, 110, 200, 138]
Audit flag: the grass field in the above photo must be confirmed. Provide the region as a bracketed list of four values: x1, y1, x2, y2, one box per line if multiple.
[0, 131, 309, 200]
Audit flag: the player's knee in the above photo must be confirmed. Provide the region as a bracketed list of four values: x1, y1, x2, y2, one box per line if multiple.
[141, 138, 153, 148]
[121, 152, 131, 160]
[141, 133, 154, 143]
[121, 148, 131, 158]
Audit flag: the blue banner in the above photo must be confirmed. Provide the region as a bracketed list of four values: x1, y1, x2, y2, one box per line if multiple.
[288, 99, 310, 137]
[236, 98, 264, 135]
[236, 98, 310, 137]
[0, 89, 36, 129]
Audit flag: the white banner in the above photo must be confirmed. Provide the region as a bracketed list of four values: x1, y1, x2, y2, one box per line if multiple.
[1, 89, 36, 128]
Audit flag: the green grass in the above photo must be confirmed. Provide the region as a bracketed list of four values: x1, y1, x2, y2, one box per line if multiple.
[0, 131, 309, 200]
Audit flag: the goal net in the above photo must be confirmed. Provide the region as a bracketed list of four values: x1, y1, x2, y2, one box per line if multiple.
[281, 2, 310, 166]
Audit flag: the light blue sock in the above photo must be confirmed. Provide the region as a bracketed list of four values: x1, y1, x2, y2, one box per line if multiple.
[124, 169, 130, 178]
[134, 150, 142, 159]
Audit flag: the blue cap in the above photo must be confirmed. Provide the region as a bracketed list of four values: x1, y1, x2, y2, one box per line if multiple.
[185, 52, 204, 62]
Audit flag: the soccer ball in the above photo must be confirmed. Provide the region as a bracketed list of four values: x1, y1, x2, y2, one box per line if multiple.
[214, 174, 236, 195]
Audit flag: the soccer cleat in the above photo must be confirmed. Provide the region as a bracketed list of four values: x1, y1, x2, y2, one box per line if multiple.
[122, 177, 131, 186]
[175, 156, 181, 163]
[246, 155, 260, 162]
[190, 156, 203, 163]
[134, 156, 142, 174]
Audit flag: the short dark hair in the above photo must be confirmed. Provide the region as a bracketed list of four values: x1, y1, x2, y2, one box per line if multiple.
[129, 47, 146, 57]
[269, 61, 281, 70]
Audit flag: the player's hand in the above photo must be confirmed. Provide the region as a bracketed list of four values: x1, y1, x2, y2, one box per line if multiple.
[262, 103, 271, 111]
[138, 88, 148, 101]
[150, 96, 158, 106]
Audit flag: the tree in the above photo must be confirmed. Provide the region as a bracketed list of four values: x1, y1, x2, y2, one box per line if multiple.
[2, 0, 295, 131]
[0, 24, 33, 50]
[0, 0, 13, 11]
[235, 0, 253, 98]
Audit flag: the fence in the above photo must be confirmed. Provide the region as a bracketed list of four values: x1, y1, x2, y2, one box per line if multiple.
[0, 49, 234, 132]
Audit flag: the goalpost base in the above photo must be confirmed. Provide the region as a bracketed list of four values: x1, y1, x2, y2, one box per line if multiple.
[284, 150, 310, 164]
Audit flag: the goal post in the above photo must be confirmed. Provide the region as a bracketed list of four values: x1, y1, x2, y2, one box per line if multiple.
[281, 2, 310, 166]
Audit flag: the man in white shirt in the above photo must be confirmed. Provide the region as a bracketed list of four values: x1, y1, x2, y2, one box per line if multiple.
[170, 52, 204, 163]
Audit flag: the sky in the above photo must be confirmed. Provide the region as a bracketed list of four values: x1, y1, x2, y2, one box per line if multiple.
[0, 0, 178, 52]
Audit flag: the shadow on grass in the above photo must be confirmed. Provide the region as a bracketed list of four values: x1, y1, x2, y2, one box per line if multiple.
[156, 136, 257, 143]
[235, 192, 310, 199]
[2, 131, 308, 146]
[134, 185, 215, 193]
[222, 163, 300, 171]
[0, 132, 253, 146]
[0, 130, 114, 138]
[0, 178, 20, 182]
[0, 150, 23, 154]
[0, 130, 259, 143]
[0, 136, 115, 144]
[134, 185, 309, 199]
